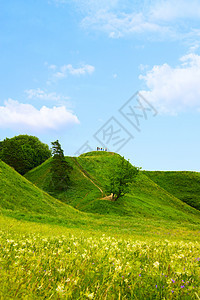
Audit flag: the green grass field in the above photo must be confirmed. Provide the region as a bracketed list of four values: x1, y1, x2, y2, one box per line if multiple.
[1, 216, 200, 299]
[1, 152, 200, 299]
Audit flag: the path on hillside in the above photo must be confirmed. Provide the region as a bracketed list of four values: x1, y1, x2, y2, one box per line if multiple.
[71, 157, 104, 196]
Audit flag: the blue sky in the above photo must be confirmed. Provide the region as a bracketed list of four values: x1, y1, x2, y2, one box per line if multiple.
[0, 0, 200, 171]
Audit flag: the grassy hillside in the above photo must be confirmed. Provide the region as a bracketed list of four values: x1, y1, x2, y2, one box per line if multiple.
[77, 152, 200, 222]
[2, 157, 192, 235]
[0, 159, 89, 227]
[144, 171, 200, 211]
[24, 156, 102, 208]
[25, 151, 200, 225]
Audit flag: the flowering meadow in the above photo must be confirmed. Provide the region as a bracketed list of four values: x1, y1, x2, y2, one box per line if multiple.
[0, 219, 200, 299]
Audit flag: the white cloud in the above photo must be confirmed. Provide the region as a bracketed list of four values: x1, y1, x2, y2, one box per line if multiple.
[0, 99, 80, 132]
[81, 10, 170, 39]
[67, 0, 200, 40]
[49, 64, 57, 70]
[139, 53, 200, 114]
[67, 64, 95, 75]
[53, 63, 95, 79]
[188, 43, 200, 53]
[54, 65, 68, 79]
[25, 88, 69, 102]
[50, 0, 200, 42]
[139, 64, 149, 71]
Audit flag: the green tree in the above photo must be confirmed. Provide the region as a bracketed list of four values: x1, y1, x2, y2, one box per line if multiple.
[0, 135, 51, 175]
[50, 140, 72, 191]
[106, 156, 139, 201]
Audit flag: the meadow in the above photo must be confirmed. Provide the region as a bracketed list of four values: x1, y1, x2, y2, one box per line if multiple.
[1, 216, 200, 299]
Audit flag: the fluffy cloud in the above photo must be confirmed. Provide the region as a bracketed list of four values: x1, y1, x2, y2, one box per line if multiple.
[0, 99, 79, 132]
[53, 64, 95, 79]
[25, 88, 69, 102]
[139, 53, 200, 114]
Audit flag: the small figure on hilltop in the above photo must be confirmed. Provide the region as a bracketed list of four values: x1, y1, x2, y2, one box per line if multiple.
[97, 146, 108, 152]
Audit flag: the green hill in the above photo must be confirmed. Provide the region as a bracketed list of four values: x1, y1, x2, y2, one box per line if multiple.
[0, 159, 89, 227]
[24, 156, 102, 209]
[25, 151, 200, 225]
[143, 171, 200, 211]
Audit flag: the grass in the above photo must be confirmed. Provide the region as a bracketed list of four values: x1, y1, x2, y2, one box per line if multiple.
[1, 152, 200, 298]
[144, 171, 200, 211]
[0, 159, 95, 228]
[25, 156, 101, 209]
[0, 215, 200, 299]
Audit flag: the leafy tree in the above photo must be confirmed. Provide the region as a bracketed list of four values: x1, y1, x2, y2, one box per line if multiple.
[0, 135, 51, 175]
[50, 140, 72, 191]
[106, 156, 139, 201]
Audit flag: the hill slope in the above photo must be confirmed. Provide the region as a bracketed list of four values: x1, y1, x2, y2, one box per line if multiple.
[25, 152, 200, 224]
[24, 156, 102, 209]
[143, 171, 200, 211]
[0, 159, 87, 226]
